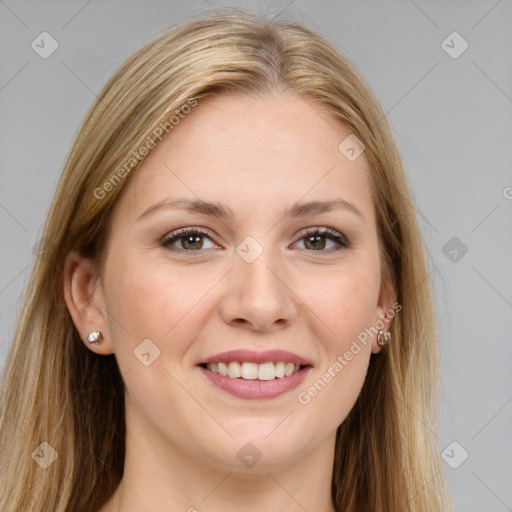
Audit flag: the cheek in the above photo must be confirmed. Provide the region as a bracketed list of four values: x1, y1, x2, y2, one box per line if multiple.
[293, 266, 380, 422]
[301, 264, 381, 350]
[103, 262, 171, 341]
[103, 254, 218, 360]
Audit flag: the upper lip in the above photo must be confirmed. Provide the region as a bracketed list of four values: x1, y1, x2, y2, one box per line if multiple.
[198, 349, 312, 366]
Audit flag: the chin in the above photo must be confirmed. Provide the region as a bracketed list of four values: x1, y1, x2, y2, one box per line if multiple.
[190, 420, 314, 471]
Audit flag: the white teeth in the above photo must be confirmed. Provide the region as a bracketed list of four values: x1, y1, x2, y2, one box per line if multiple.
[241, 362, 258, 380]
[205, 361, 303, 380]
[227, 361, 242, 378]
[258, 362, 275, 381]
[218, 362, 228, 377]
[274, 361, 285, 378]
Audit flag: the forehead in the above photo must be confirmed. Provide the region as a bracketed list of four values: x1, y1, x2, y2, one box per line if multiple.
[113, 91, 375, 225]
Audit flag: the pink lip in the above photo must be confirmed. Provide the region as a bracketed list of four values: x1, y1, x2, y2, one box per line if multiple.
[198, 365, 312, 400]
[198, 349, 312, 366]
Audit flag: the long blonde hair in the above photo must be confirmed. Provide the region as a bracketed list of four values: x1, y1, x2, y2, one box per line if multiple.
[0, 8, 452, 511]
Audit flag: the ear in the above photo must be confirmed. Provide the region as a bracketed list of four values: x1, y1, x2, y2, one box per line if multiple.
[371, 275, 397, 354]
[63, 250, 114, 355]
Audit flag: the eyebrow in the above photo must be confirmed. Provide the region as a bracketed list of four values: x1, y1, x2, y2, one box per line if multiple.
[137, 197, 365, 223]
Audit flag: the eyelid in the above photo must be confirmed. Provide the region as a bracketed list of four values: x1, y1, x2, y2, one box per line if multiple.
[295, 226, 347, 239]
[292, 226, 350, 250]
[160, 225, 350, 255]
[160, 226, 221, 252]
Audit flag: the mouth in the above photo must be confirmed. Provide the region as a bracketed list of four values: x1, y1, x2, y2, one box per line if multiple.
[198, 361, 309, 381]
[197, 349, 313, 399]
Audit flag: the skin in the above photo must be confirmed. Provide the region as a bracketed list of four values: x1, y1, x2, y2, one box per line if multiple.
[64, 90, 394, 512]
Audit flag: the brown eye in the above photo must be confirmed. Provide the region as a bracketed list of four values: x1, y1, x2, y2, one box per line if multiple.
[160, 227, 349, 254]
[294, 228, 349, 252]
[303, 234, 327, 250]
[161, 228, 217, 251]
[181, 234, 204, 250]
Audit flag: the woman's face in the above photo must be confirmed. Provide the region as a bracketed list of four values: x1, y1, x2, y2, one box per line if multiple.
[92, 91, 393, 470]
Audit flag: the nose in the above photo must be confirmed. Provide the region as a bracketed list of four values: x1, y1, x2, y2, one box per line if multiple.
[219, 251, 297, 332]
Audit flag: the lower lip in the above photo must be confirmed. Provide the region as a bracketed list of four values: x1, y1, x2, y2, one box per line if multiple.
[198, 366, 312, 400]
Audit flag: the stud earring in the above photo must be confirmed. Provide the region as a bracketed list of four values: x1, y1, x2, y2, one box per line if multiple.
[87, 331, 103, 345]
[377, 330, 391, 347]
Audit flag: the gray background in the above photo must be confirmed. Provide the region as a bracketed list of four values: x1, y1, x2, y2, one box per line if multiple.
[1, 1, 511, 510]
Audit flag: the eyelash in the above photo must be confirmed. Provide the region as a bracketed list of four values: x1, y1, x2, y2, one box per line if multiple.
[160, 226, 350, 254]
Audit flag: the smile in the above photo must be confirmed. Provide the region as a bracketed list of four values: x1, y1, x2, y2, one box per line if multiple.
[197, 349, 313, 399]
[203, 361, 303, 381]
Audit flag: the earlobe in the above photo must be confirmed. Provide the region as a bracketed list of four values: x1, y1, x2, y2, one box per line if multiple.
[63, 250, 114, 354]
[372, 276, 396, 354]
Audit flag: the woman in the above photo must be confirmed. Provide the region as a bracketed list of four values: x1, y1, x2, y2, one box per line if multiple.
[0, 8, 452, 511]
